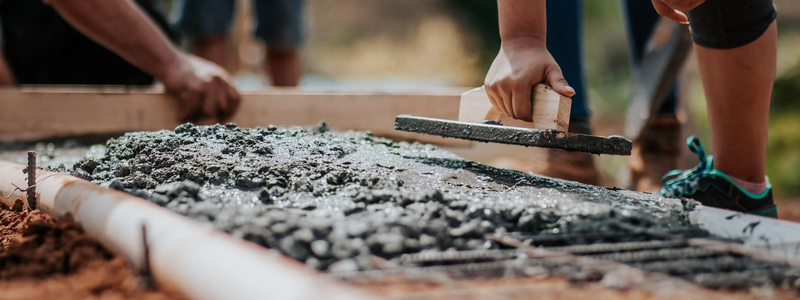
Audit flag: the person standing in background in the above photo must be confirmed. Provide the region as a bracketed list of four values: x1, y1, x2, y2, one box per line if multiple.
[177, 0, 306, 87]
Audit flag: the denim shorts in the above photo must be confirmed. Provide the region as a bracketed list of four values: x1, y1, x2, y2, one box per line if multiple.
[178, 0, 306, 49]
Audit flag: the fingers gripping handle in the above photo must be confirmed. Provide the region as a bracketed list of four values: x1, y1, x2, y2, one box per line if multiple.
[462, 83, 571, 131]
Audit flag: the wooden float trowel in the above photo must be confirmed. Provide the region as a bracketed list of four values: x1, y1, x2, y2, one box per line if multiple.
[394, 83, 632, 155]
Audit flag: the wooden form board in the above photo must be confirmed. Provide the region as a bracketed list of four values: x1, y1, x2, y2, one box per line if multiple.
[0, 87, 469, 146]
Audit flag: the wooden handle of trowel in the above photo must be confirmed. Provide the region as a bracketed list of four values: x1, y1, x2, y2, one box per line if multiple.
[482, 83, 572, 131]
[484, 106, 504, 123]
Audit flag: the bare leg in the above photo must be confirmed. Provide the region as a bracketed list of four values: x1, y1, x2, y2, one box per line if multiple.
[0, 52, 15, 85]
[265, 48, 301, 87]
[192, 35, 229, 69]
[694, 22, 776, 182]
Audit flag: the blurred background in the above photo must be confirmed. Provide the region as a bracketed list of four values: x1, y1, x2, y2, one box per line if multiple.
[156, 0, 800, 211]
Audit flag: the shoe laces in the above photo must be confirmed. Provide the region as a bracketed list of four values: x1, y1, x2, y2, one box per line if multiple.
[659, 136, 715, 198]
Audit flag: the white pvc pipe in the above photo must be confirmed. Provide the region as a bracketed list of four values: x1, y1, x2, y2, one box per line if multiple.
[0, 161, 372, 300]
[690, 205, 800, 261]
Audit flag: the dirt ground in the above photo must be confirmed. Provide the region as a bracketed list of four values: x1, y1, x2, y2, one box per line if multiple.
[776, 197, 800, 223]
[0, 200, 183, 300]
[352, 276, 800, 300]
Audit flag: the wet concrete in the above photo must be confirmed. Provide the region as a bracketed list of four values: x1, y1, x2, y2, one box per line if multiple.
[0, 143, 106, 171]
[62, 123, 694, 272]
[394, 115, 632, 155]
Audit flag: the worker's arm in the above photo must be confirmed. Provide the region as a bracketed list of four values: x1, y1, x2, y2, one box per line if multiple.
[44, 0, 240, 123]
[484, 0, 573, 122]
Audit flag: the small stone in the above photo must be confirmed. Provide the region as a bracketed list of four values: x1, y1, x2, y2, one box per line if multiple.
[258, 188, 273, 204]
[305, 257, 322, 270]
[269, 186, 286, 197]
[310, 240, 331, 258]
[79, 158, 100, 173]
[182, 180, 201, 196]
[327, 259, 359, 273]
[293, 228, 315, 243]
[114, 162, 131, 177]
[73, 169, 93, 181]
[447, 200, 469, 209]
[107, 180, 126, 191]
[346, 221, 370, 237]
[149, 194, 170, 206]
[402, 239, 420, 252]
[465, 239, 482, 249]
[380, 234, 404, 255]
[452, 238, 466, 249]
[235, 173, 264, 189]
[331, 241, 355, 259]
[419, 234, 437, 248]
[450, 218, 481, 237]
[270, 223, 291, 235]
[313, 122, 330, 134]
[279, 237, 310, 261]
[154, 183, 176, 195]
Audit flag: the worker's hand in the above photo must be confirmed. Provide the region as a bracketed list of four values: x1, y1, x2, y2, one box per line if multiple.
[651, 0, 705, 24]
[484, 37, 574, 122]
[161, 54, 241, 123]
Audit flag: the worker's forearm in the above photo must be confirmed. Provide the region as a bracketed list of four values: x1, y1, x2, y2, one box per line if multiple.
[497, 0, 547, 43]
[44, 0, 182, 80]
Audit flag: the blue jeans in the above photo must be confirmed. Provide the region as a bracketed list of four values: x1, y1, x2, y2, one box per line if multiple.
[546, 0, 678, 121]
[178, 0, 306, 49]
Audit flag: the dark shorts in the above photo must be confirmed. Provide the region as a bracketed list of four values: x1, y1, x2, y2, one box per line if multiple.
[687, 0, 777, 49]
[178, 0, 306, 50]
[0, 0, 179, 85]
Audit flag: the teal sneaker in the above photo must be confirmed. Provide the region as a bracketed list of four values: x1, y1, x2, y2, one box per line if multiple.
[659, 136, 777, 218]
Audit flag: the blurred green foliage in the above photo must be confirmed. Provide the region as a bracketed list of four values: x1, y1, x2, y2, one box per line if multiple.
[444, 0, 500, 71]
[768, 59, 800, 195]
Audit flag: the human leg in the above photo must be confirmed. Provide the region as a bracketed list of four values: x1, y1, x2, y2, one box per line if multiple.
[622, 0, 678, 117]
[192, 36, 229, 68]
[177, 0, 235, 68]
[253, 0, 306, 87]
[265, 48, 301, 87]
[692, 20, 775, 183]
[545, 0, 590, 123]
[620, 0, 682, 192]
[660, 0, 777, 216]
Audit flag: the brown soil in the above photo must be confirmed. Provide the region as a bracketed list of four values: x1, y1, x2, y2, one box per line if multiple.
[353, 276, 800, 300]
[776, 196, 800, 223]
[0, 201, 184, 300]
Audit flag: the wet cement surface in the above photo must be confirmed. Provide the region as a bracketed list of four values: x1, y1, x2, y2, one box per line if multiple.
[7, 123, 800, 291]
[55, 123, 693, 273]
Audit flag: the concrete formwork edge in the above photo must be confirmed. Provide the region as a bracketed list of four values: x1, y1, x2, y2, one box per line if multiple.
[691, 205, 800, 263]
[0, 160, 373, 300]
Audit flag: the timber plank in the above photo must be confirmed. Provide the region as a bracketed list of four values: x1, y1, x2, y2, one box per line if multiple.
[0, 87, 467, 146]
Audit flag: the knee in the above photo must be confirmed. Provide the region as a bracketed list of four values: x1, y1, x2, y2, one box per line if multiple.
[686, 0, 776, 49]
